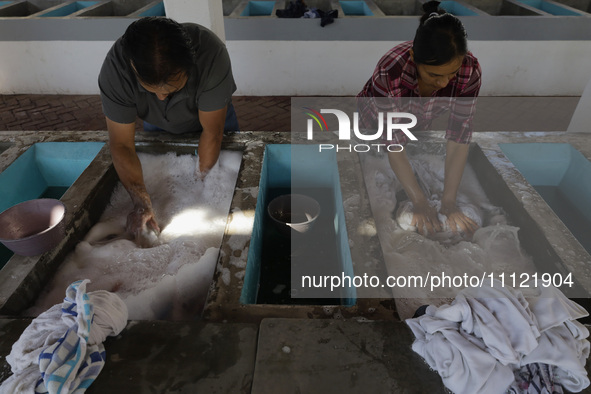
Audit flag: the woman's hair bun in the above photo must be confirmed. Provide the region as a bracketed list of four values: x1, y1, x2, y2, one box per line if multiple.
[422, 1, 441, 14]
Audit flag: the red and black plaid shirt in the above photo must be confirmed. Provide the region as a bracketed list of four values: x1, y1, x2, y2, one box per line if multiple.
[357, 41, 482, 145]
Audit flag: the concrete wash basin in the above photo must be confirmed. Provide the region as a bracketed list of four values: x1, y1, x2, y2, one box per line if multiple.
[245, 143, 591, 305]
[470, 142, 591, 299]
[241, 144, 356, 307]
[0, 142, 241, 318]
[439, 0, 480, 15]
[206, 129, 591, 324]
[0, 1, 45, 17]
[499, 143, 591, 255]
[0, 134, 587, 324]
[235, 0, 276, 16]
[516, 0, 583, 14]
[35, 1, 99, 17]
[0, 142, 104, 270]
[76, 0, 164, 16]
[349, 140, 591, 320]
[339, 0, 374, 15]
[0, 142, 105, 212]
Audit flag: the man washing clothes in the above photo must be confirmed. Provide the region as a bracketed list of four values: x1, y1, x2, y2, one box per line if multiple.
[98, 17, 238, 242]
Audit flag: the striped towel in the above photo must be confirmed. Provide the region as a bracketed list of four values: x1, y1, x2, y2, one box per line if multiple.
[1, 279, 127, 394]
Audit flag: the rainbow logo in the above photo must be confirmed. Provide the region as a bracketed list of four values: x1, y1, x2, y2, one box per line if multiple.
[303, 107, 329, 132]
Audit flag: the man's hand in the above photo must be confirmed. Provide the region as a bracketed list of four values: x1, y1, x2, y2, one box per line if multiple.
[126, 206, 160, 242]
[197, 106, 227, 174]
[106, 117, 160, 244]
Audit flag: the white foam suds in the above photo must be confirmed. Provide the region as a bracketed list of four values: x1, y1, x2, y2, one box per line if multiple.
[29, 151, 242, 320]
[359, 152, 538, 317]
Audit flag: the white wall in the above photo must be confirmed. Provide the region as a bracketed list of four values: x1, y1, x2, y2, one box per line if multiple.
[473, 41, 591, 96]
[0, 41, 113, 95]
[226, 40, 591, 96]
[1, 40, 590, 96]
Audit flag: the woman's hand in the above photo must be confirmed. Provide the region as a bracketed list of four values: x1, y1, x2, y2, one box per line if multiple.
[440, 202, 479, 235]
[411, 202, 442, 235]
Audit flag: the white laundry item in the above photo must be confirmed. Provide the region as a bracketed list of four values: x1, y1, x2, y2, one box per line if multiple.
[520, 284, 590, 392]
[395, 199, 482, 243]
[433, 284, 540, 365]
[0, 365, 40, 394]
[4, 305, 65, 375]
[406, 281, 590, 394]
[520, 324, 590, 392]
[84, 220, 159, 248]
[83, 220, 128, 245]
[85, 289, 128, 345]
[525, 284, 589, 331]
[407, 314, 515, 394]
[0, 280, 128, 394]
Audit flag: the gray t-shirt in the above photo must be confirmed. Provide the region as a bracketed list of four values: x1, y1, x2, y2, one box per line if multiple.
[98, 23, 236, 134]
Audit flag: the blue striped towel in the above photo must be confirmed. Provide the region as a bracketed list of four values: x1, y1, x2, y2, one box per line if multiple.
[35, 280, 108, 394]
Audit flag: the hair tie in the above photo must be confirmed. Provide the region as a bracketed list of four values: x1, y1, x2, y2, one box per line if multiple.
[429, 12, 439, 17]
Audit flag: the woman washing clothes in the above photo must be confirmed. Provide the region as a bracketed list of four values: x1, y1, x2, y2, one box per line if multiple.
[357, 0, 482, 237]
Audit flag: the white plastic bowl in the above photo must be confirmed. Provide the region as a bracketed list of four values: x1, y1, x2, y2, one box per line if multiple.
[267, 194, 321, 237]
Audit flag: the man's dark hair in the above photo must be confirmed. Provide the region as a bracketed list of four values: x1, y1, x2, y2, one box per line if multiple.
[122, 17, 195, 85]
[413, 1, 468, 66]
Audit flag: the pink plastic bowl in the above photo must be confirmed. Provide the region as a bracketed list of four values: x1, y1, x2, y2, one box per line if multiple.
[0, 199, 66, 256]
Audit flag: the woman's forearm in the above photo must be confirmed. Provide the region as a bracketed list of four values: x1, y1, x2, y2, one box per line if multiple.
[442, 140, 470, 206]
[388, 150, 428, 207]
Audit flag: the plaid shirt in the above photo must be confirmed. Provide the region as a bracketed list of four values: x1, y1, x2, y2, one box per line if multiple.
[357, 41, 481, 145]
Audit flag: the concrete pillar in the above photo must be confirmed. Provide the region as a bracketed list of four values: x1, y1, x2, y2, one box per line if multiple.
[163, 0, 225, 42]
[567, 77, 591, 133]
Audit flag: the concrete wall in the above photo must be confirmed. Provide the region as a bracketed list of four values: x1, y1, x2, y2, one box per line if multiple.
[1, 38, 590, 96]
[0, 41, 112, 94]
[226, 40, 591, 96]
[0, 16, 590, 96]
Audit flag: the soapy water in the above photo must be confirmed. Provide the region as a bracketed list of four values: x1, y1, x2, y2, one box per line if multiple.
[27, 151, 242, 320]
[359, 152, 538, 313]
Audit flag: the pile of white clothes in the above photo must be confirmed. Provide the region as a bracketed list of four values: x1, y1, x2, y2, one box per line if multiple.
[406, 281, 590, 394]
[0, 279, 128, 394]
